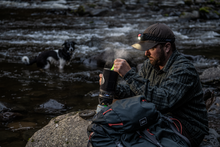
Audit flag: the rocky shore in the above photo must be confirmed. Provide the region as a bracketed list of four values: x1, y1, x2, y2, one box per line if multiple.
[1, 0, 220, 146]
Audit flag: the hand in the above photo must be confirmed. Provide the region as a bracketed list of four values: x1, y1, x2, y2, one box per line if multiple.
[113, 58, 131, 77]
[99, 74, 103, 85]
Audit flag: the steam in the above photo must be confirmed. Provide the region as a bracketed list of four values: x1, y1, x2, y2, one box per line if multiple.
[103, 48, 129, 68]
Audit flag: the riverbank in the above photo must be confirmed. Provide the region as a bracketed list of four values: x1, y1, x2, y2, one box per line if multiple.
[0, 0, 220, 146]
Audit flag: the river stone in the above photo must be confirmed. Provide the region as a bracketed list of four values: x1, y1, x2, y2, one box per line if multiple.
[200, 65, 220, 83]
[0, 102, 7, 112]
[25, 112, 91, 147]
[7, 121, 37, 131]
[26, 111, 220, 147]
[200, 128, 220, 147]
[89, 8, 109, 16]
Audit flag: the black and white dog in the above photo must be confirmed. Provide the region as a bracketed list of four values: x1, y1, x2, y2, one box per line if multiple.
[22, 41, 76, 69]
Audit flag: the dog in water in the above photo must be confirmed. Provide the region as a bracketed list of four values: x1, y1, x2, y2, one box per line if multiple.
[22, 40, 76, 69]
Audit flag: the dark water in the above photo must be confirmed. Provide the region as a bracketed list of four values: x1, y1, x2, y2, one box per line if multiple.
[0, 0, 220, 146]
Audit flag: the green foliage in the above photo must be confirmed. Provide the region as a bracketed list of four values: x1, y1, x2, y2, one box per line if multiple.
[180, 12, 186, 16]
[148, 2, 155, 6]
[120, 0, 125, 5]
[164, 14, 169, 17]
[31, 139, 34, 142]
[199, 7, 211, 13]
[87, 3, 96, 8]
[74, 5, 85, 15]
[214, 10, 220, 15]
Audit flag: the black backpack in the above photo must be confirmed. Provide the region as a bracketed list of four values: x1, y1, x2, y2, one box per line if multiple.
[87, 95, 191, 147]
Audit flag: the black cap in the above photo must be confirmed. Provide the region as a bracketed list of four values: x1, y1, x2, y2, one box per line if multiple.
[132, 23, 175, 51]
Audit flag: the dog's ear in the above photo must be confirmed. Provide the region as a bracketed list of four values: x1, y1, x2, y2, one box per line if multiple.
[62, 41, 67, 47]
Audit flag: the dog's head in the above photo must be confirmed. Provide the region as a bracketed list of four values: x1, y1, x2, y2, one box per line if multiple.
[62, 40, 76, 54]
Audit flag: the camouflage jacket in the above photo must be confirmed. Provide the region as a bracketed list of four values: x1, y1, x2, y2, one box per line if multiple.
[115, 50, 209, 145]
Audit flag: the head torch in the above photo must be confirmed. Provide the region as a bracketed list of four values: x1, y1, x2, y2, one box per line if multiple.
[137, 33, 175, 42]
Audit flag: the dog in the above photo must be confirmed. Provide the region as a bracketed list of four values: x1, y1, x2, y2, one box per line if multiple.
[22, 40, 76, 69]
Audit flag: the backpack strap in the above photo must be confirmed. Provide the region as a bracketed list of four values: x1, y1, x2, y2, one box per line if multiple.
[162, 116, 192, 147]
[137, 130, 163, 147]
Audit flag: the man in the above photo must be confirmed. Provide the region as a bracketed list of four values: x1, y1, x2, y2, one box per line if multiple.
[99, 23, 208, 146]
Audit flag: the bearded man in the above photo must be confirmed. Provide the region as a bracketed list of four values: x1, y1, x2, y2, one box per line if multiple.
[99, 23, 208, 146]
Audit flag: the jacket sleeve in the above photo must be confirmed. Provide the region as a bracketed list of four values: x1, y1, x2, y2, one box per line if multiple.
[116, 62, 199, 113]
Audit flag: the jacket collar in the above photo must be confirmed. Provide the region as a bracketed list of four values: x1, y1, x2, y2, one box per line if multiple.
[161, 50, 179, 73]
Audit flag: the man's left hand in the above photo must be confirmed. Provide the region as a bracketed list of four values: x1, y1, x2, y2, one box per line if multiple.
[113, 58, 131, 77]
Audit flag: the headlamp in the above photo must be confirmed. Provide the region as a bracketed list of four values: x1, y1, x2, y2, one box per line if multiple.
[137, 33, 142, 41]
[137, 33, 175, 42]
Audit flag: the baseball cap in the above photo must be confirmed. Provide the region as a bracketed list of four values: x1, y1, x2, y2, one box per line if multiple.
[132, 23, 175, 51]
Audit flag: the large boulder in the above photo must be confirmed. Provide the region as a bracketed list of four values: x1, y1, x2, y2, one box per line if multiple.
[26, 111, 92, 147]
[26, 110, 220, 147]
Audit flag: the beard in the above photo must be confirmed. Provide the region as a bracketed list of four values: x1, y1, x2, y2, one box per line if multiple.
[148, 48, 166, 69]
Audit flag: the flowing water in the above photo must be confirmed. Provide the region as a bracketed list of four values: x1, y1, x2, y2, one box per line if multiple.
[0, 0, 220, 146]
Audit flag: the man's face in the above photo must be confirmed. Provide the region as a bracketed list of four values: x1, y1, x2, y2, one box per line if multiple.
[145, 44, 166, 68]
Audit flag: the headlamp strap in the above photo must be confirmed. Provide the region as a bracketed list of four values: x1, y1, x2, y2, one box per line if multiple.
[138, 33, 175, 42]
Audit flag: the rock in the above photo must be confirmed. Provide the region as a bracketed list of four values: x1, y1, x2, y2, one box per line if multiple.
[89, 8, 109, 16]
[200, 128, 220, 147]
[200, 65, 220, 84]
[0, 102, 7, 112]
[34, 99, 66, 114]
[203, 89, 216, 110]
[112, 0, 124, 8]
[26, 111, 220, 147]
[207, 97, 220, 115]
[180, 10, 199, 19]
[0, 112, 23, 122]
[25, 112, 91, 147]
[7, 122, 37, 131]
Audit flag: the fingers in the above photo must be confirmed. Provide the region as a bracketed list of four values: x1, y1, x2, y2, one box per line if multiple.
[99, 74, 103, 85]
[113, 58, 131, 77]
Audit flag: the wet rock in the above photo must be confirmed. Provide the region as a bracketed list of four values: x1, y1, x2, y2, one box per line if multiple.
[0, 112, 23, 122]
[89, 8, 109, 16]
[199, 7, 220, 19]
[180, 11, 199, 19]
[34, 99, 66, 114]
[200, 65, 220, 84]
[169, 11, 181, 16]
[25, 112, 91, 147]
[112, 0, 124, 8]
[7, 121, 37, 131]
[0, 102, 7, 112]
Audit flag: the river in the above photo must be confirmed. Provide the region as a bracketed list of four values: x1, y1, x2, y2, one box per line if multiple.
[0, 0, 220, 146]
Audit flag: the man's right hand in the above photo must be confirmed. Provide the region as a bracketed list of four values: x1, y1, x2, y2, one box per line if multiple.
[99, 74, 103, 85]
